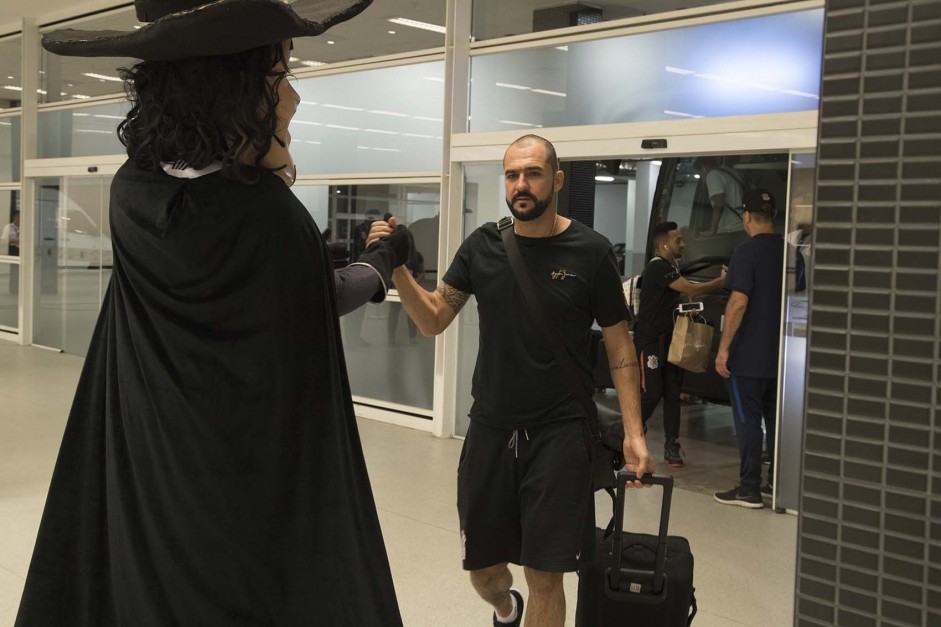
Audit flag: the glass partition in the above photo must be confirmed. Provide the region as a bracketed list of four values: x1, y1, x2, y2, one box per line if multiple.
[291, 61, 444, 175]
[776, 152, 815, 512]
[0, 35, 22, 110]
[1, 186, 21, 331]
[473, 0, 734, 41]
[0, 262, 17, 331]
[293, 181, 440, 412]
[33, 176, 112, 355]
[456, 162, 508, 435]
[0, 115, 19, 182]
[37, 102, 127, 159]
[469, 9, 824, 132]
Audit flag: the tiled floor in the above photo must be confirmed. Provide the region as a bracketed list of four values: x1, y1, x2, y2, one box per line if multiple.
[0, 342, 797, 626]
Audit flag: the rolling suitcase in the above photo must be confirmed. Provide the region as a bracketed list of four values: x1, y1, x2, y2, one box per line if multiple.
[576, 473, 697, 626]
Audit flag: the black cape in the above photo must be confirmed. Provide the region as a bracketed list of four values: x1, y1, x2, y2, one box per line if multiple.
[16, 162, 402, 626]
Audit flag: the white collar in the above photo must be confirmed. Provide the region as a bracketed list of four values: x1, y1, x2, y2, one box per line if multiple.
[161, 161, 223, 179]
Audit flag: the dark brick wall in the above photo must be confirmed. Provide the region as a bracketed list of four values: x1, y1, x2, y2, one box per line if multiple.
[796, 1, 941, 625]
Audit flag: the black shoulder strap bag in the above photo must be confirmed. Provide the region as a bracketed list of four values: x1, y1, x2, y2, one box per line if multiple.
[497, 217, 623, 490]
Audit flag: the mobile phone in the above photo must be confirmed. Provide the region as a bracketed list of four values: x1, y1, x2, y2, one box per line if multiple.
[677, 302, 704, 314]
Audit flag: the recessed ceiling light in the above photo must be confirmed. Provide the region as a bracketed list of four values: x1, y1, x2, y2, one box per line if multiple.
[496, 81, 530, 90]
[82, 72, 122, 82]
[595, 175, 615, 182]
[497, 119, 541, 128]
[387, 17, 446, 34]
[388, 30, 396, 35]
[327, 40, 335, 45]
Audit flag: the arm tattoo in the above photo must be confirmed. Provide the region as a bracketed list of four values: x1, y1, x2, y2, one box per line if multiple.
[437, 283, 470, 314]
[610, 358, 639, 371]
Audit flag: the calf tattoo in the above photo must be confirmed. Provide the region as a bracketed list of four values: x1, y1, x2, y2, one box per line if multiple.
[438, 283, 470, 314]
[610, 358, 639, 371]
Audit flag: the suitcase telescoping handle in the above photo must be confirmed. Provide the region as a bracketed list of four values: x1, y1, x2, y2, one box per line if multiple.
[604, 472, 674, 604]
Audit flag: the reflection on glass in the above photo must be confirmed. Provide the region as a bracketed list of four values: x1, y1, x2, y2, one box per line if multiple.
[289, 2, 445, 69]
[775, 151, 815, 512]
[0, 115, 20, 182]
[0, 262, 18, 329]
[650, 152, 789, 406]
[290, 61, 444, 175]
[473, 0, 736, 40]
[38, 102, 128, 159]
[36, 1, 446, 104]
[33, 176, 112, 355]
[294, 182, 440, 411]
[469, 9, 823, 132]
[0, 35, 21, 110]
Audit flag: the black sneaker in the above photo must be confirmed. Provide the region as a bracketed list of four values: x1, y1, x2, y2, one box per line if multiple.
[664, 439, 684, 468]
[761, 483, 773, 499]
[493, 589, 523, 626]
[714, 487, 763, 509]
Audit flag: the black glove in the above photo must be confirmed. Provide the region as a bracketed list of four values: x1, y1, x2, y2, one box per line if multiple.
[384, 225, 414, 268]
[355, 225, 415, 292]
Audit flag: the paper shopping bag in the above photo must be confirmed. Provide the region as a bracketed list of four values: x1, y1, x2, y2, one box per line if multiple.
[667, 314, 714, 373]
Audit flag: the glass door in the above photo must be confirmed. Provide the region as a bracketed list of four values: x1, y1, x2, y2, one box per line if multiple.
[774, 152, 815, 512]
[32, 175, 112, 355]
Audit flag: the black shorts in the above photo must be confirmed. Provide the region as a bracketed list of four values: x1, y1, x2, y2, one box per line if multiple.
[457, 418, 595, 573]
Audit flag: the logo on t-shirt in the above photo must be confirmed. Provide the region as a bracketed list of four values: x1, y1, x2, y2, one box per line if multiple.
[647, 354, 659, 370]
[551, 269, 577, 281]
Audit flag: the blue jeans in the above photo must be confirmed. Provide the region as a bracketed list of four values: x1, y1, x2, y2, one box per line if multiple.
[725, 374, 777, 493]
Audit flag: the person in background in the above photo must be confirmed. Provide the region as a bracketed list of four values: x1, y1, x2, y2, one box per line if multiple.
[16, 1, 409, 625]
[1, 210, 19, 256]
[693, 156, 745, 236]
[714, 189, 784, 509]
[375, 134, 654, 627]
[634, 221, 726, 468]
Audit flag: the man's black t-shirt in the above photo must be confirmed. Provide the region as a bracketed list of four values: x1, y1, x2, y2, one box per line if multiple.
[634, 257, 681, 347]
[724, 233, 784, 378]
[443, 220, 629, 429]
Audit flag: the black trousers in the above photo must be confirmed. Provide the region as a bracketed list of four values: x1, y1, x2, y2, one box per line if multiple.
[725, 374, 777, 493]
[636, 334, 682, 444]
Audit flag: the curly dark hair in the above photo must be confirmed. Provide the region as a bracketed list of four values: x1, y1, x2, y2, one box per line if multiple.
[117, 42, 290, 184]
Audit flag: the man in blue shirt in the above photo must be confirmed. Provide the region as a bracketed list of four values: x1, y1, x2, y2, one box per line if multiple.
[714, 189, 784, 509]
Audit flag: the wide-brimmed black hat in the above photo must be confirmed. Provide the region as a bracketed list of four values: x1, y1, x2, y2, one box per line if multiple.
[42, 0, 372, 61]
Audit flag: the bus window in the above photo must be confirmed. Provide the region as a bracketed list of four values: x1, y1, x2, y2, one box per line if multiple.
[647, 152, 790, 404]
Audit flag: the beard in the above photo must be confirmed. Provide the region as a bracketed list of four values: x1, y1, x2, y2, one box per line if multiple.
[505, 191, 553, 222]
